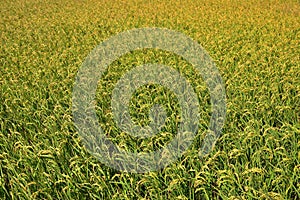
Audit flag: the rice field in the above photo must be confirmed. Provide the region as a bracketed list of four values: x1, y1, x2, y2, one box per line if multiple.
[1, 0, 299, 199]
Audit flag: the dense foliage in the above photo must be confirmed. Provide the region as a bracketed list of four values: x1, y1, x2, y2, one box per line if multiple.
[1, 0, 299, 199]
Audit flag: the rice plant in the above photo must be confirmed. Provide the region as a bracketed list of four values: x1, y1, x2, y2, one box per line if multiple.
[1, 0, 299, 199]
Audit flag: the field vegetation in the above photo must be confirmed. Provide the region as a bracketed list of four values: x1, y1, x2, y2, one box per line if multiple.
[1, 0, 299, 199]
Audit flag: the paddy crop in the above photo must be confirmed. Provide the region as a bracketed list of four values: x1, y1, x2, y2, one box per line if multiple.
[0, 0, 299, 199]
